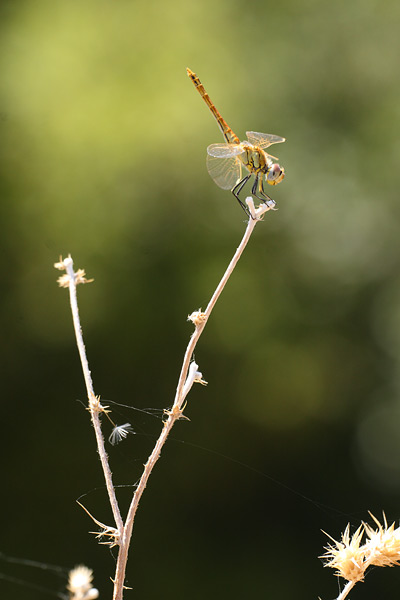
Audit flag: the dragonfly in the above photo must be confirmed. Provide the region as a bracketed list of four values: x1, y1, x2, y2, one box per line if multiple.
[187, 68, 285, 217]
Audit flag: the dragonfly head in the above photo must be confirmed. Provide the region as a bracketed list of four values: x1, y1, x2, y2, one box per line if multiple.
[266, 163, 285, 186]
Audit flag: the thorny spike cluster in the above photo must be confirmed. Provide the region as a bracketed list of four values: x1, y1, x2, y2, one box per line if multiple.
[322, 513, 400, 585]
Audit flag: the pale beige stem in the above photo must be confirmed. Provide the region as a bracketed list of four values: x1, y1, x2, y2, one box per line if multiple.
[63, 257, 123, 532]
[335, 580, 356, 600]
[112, 198, 272, 600]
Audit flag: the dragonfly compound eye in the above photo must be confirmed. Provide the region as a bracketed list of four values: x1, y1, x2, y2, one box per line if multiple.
[266, 164, 285, 185]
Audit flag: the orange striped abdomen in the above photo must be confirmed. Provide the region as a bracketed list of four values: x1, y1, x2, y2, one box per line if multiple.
[187, 68, 240, 145]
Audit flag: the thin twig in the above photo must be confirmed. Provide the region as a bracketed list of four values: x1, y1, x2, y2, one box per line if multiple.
[335, 580, 356, 600]
[173, 198, 266, 408]
[60, 257, 123, 532]
[111, 198, 274, 599]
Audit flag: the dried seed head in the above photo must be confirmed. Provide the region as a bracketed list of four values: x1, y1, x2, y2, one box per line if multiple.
[322, 512, 400, 589]
[322, 525, 366, 582]
[364, 513, 400, 568]
[68, 565, 99, 600]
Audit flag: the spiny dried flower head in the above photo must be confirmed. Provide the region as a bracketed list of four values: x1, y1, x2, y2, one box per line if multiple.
[322, 524, 365, 582]
[68, 565, 99, 600]
[364, 512, 400, 568]
[322, 513, 400, 584]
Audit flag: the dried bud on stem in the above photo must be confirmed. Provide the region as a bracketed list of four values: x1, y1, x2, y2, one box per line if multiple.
[68, 565, 99, 600]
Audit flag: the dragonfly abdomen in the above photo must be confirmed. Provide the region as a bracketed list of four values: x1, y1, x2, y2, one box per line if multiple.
[187, 68, 240, 146]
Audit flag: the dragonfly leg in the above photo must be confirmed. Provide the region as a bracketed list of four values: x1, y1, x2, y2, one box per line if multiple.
[231, 174, 253, 218]
[255, 175, 276, 208]
[251, 175, 260, 197]
[252, 175, 275, 206]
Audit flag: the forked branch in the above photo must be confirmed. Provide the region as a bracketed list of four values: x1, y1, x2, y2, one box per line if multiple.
[56, 197, 274, 600]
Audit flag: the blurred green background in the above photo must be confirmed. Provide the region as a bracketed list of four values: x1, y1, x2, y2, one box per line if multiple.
[1, 0, 400, 598]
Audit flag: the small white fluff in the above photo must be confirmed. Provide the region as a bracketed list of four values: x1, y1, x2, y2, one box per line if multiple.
[109, 423, 134, 445]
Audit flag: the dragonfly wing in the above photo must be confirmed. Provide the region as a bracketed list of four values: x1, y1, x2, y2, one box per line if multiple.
[206, 153, 243, 190]
[264, 151, 279, 161]
[207, 143, 246, 158]
[246, 131, 286, 149]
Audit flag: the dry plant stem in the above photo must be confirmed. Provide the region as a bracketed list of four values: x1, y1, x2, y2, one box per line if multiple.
[112, 198, 272, 600]
[336, 580, 356, 600]
[174, 207, 259, 405]
[63, 257, 123, 532]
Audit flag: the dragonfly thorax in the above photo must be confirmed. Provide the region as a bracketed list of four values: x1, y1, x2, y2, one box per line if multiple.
[240, 143, 284, 186]
[241, 142, 270, 173]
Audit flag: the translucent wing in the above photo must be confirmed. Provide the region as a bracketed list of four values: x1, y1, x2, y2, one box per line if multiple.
[206, 153, 243, 190]
[245, 131, 286, 149]
[207, 143, 246, 158]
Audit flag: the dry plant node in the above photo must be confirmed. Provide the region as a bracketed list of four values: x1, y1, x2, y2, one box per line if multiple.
[88, 395, 110, 414]
[188, 310, 207, 327]
[77, 501, 121, 548]
[55, 255, 94, 287]
[163, 405, 189, 420]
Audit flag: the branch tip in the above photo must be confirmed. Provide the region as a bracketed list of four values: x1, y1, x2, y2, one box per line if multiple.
[245, 196, 277, 221]
[54, 254, 72, 270]
[54, 255, 93, 286]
